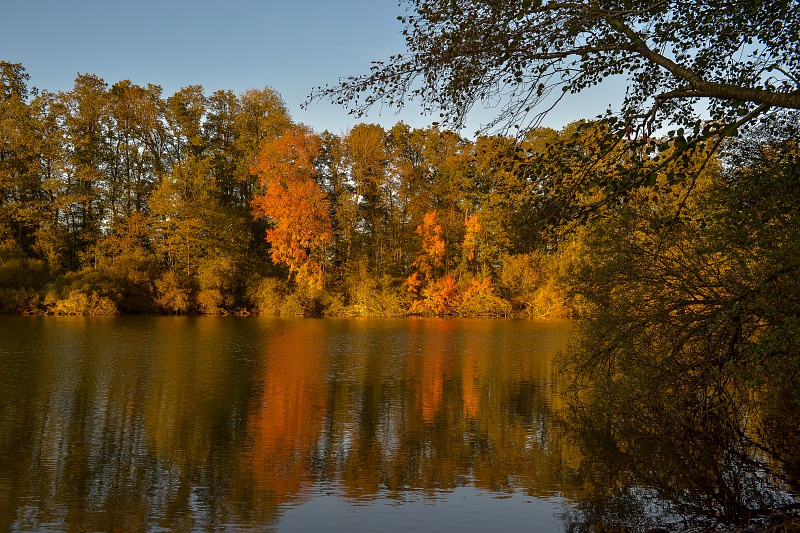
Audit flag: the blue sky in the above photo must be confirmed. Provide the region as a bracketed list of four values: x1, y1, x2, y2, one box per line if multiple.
[2, 0, 625, 136]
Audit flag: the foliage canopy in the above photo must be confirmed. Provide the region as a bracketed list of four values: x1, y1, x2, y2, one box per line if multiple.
[312, 0, 800, 136]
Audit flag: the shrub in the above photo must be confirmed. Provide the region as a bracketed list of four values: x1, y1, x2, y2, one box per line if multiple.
[196, 257, 237, 314]
[409, 275, 459, 316]
[455, 277, 512, 317]
[154, 271, 193, 314]
[196, 288, 226, 314]
[246, 277, 304, 316]
[499, 252, 571, 318]
[335, 271, 408, 317]
[0, 288, 43, 314]
[41, 268, 125, 315]
[51, 289, 118, 315]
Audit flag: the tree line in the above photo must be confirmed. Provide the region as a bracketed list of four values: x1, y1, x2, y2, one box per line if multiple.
[0, 61, 579, 316]
[1, 60, 797, 333]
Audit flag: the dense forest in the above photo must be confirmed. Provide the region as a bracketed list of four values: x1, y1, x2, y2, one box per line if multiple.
[0, 61, 797, 329]
[0, 60, 577, 317]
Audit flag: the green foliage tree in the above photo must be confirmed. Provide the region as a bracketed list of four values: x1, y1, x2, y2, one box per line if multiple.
[150, 154, 249, 313]
[340, 123, 391, 271]
[106, 80, 166, 220]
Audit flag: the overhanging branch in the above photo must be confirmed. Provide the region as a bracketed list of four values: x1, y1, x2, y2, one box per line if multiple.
[608, 18, 800, 110]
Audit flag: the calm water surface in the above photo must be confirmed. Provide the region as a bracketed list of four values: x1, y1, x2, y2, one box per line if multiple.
[0, 317, 573, 532]
[2, 316, 797, 532]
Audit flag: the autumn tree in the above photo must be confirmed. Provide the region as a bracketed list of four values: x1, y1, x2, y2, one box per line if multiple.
[385, 124, 468, 275]
[150, 86, 253, 312]
[205, 87, 292, 210]
[105, 80, 165, 222]
[340, 123, 392, 271]
[29, 90, 69, 269]
[412, 209, 445, 281]
[458, 136, 521, 265]
[0, 62, 54, 313]
[251, 126, 333, 289]
[204, 89, 239, 206]
[0, 62, 43, 255]
[311, 0, 800, 226]
[406, 209, 460, 315]
[59, 73, 113, 269]
[385, 123, 434, 267]
[313, 131, 344, 272]
[461, 213, 481, 270]
[205, 87, 294, 289]
[150, 155, 247, 312]
[562, 113, 800, 419]
[233, 88, 293, 200]
[164, 85, 207, 166]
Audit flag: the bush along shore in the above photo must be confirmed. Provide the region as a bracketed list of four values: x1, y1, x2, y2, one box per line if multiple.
[0, 259, 571, 318]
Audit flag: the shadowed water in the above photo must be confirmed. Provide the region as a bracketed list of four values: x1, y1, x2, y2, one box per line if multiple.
[0, 316, 797, 532]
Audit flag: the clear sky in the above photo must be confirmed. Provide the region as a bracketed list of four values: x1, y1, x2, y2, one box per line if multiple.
[1, 0, 626, 137]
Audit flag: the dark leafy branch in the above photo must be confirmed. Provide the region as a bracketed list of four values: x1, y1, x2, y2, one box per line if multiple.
[309, 0, 800, 137]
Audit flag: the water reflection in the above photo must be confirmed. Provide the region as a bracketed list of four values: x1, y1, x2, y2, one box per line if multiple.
[557, 365, 800, 532]
[0, 317, 573, 530]
[245, 320, 329, 513]
[0, 317, 797, 531]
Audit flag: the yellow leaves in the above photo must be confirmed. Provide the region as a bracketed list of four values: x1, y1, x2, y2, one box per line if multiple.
[457, 277, 512, 317]
[342, 123, 388, 187]
[154, 271, 191, 314]
[50, 289, 118, 315]
[460, 276, 493, 301]
[295, 260, 325, 291]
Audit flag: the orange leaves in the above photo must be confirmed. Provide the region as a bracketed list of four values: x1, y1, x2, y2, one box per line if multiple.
[405, 271, 422, 295]
[463, 213, 482, 262]
[407, 209, 451, 315]
[406, 210, 511, 316]
[250, 125, 321, 182]
[251, 126, 333, 288]
[408, 275, 510, 317]
[413, 209, 446, 279]
[414, 275, 459, 315]
[460, 276, 493, 301]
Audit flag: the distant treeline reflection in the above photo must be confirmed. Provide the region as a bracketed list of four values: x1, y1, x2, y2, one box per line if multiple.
[1, 318, 797, 531]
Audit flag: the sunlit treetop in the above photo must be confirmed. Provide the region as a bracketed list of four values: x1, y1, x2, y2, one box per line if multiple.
[310, 0, 800, 137]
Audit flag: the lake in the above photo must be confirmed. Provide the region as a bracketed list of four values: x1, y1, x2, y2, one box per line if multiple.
[0, 316, 797, 532]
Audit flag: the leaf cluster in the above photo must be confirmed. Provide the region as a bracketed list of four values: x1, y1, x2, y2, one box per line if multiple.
[311, 0, 800, 138]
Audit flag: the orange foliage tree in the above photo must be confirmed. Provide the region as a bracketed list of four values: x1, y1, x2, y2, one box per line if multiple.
[407, 210, 460, 314]
[413, 210, 445, 279]
[251, 126, 333, 288]
[462, 213, 481, 264]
